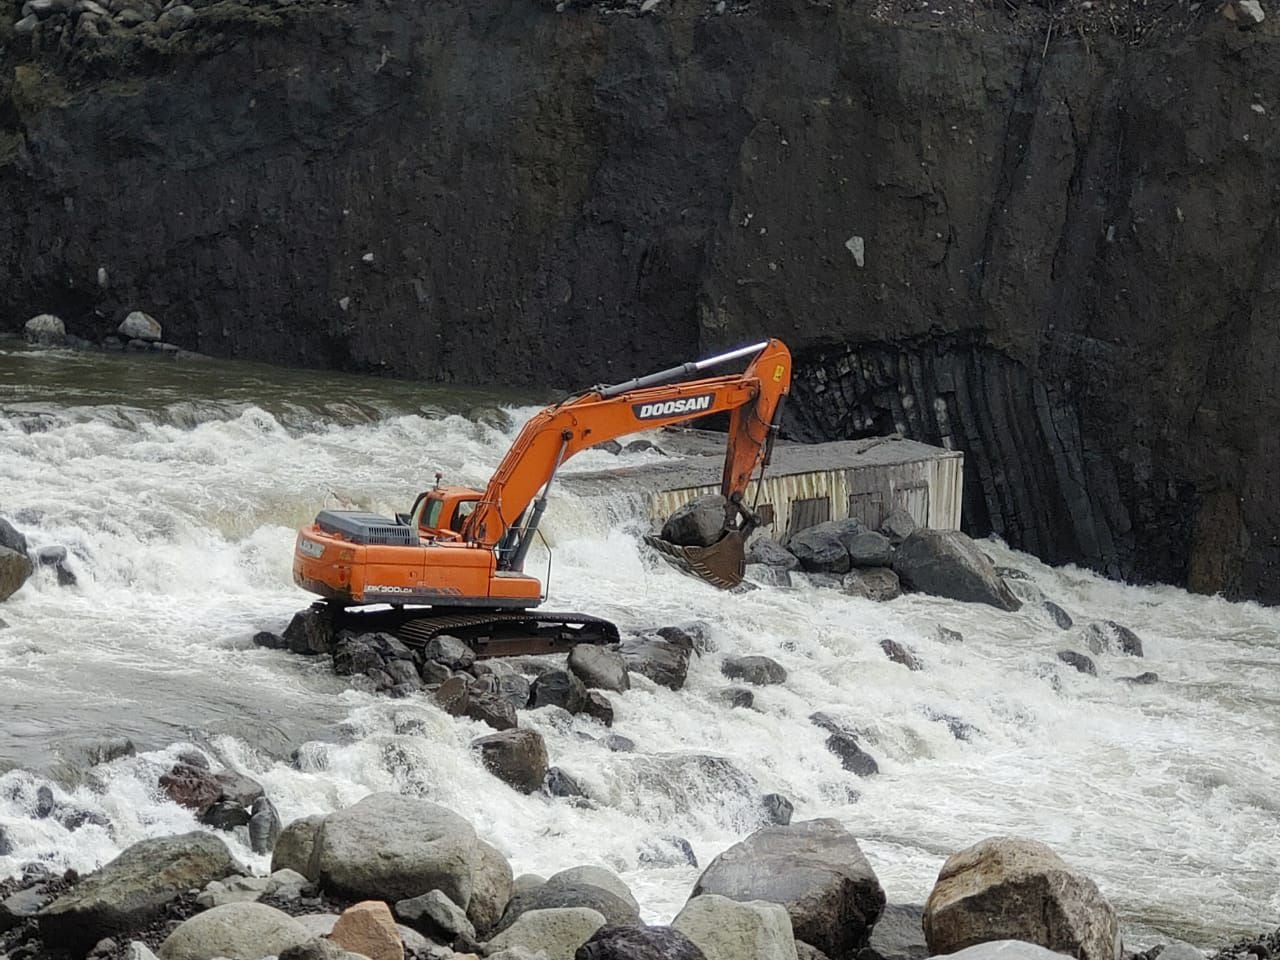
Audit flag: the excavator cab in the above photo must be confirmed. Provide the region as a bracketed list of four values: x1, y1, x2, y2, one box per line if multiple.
[410, 487, 483, 541]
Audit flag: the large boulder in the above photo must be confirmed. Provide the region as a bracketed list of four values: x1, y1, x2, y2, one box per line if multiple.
[787, 521, 860, 574]
[746, 538, 801, 569]
[396, 888, 477, 943]
[568, 645, 630, 693]
[662, 495, 729, 548]
[119, 310, 163, 341]
[272, 815, 324, 877]
[620, 635, 690, 690]
[879, 509, 918, 545]
[474, 729, 550, 794]
[158, 902, 311, 960]
[467, 838, 515, 937]
[24, 313, 66, 345]
[843, 568, 902, 602]
[307, 792, 479, 908]
[846, 531, 894, 567]
[864, 903, 928, 960]
[484, 906, 606, 960]
[545, 867, 638, 915]
[672, 894, 799, 960]
[892, 531, 1021, 611]
[495, 881, 640, 935]
[531, 668, 590, 713]
[576, 924, 708, 959]
[929, 942, 1081, 960]
[922, 837, 1118, 960]
[0, 546, 34, 602]
[38, 832, 238, 954]
[690, 819, 884, 959]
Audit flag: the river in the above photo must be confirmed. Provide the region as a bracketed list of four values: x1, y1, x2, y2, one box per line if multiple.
[0, 339, 1276, 949]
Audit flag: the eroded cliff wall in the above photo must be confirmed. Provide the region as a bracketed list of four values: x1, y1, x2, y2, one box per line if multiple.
[1, 0, 1277, 598]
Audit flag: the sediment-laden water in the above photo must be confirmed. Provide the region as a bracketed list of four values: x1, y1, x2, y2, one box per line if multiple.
[1, 340, 1277, 949]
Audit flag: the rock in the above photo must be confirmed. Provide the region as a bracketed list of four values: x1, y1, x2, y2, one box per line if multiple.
[329, 900, 403, 960]
[639, 836, 698, 868]
[308, 792, 478, 907]
[879, 509, 918, 545]
[158, 763, 222, 814]
[747, 564, 793, 587]
[496, 673, 533, 709]
[603, 734, 635, 752]
[434, 675, 471, 714]
[213, 771, 264, 807]
[673, 894, 798, 960]
[283, 606, 334, 656]
[924, 709, 978, 742]
[14, 11, 39, 31]
[864, 903, 927, 960]
[717, 686, 755, 708]
[796, 945, 832, 960]
[922, 837, 1118, 960]
[467, 838, 514, 937]
[195, 875, 271, 909]
[619, 635, 690, 690]
[0, 546, 34, 602]
[200, 801, 251, 831]
[825, 732, 879, 776]
[0, 518, 28, 555]
[577, 924, 708, 959]
[842, 568, 902, 601]
[158, 902, 311, 960]
[125, 944, 161, 960]
[879, 638, 922, 671]
[935, 626, 964, 644]
[424, 634, 476, 671]
[788, 521, 857, 574]
[279, 939, 367, 960]
[583, 691, 614, 726]
[893, 531, 1021, 611]
[23, 313, 66, 346]
[38, 832, 237, 953]
[761, 793, 793, 825]
[496, 882, 639, 935]
[1119, 672, 1159, 685]
[721, 655, 787, 685]
[485, 907, 606, 960]
[662, 495, 729, 548]
[154, 2, 191, 33]
[690, 819, 885, 958]
[531, 669, 590, 713]
[746, 538, 800, 569]
[1056, 651, 1096, 676]
[592, 439, 622, 454]
[1082, 621, 1143, 657]
[474, 729, 549, 794]
[1, 884, 52, 932]
[1223, 0, 1266, 24]
[118, 311, 162, 341]
[272, 815, 324, 877]
[624, 439, 664, 455]
[568, 645, 630, 693]
[465, 692, 519, 730]
[1042, 602, 1073, 630]
[846, 531, 894, 567]
[396, 889, 476, 942]
[939, 944, 1083, 960]
[546, 867, 638, 915]
[249, 796, 282, 854]
[544, 766, 587, 799]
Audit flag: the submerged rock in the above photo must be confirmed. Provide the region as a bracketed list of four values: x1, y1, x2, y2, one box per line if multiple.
[1082, 620, 1143, 657]
[880, 638, 922, 671]
[1056, 650, 1096, 676]
[825, 732, 879, 776]
[721, 654, 787, 685]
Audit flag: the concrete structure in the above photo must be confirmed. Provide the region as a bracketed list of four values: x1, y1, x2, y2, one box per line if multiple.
[564, 432, 964, 538]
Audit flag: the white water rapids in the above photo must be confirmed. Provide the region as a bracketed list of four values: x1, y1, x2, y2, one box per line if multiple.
[0, 342, 1277, 949]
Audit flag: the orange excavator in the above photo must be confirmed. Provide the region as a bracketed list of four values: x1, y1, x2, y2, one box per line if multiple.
[292, 339, 791, 656]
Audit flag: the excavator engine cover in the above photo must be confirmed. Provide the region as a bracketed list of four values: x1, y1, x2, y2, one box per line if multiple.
[644, 529, 748, 590]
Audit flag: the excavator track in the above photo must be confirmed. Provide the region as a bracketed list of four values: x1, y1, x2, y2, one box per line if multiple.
[331, 606, 619, 659]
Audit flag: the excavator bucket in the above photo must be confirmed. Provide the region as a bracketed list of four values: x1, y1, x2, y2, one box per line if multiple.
[644, 529, 748, 590]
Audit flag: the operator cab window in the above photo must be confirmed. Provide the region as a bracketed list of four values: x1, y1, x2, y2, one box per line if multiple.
[421, 498, 445, 530]
[451, 500, 476, 533]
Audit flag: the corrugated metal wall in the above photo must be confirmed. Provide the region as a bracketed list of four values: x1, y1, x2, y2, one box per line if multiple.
[648, 452, 964, 536]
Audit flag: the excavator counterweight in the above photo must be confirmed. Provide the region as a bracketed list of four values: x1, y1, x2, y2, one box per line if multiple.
[292, 339, 791, 657]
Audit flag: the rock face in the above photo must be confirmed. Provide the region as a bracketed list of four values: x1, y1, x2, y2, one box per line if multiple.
[307, 792, 479, 907]
[893, 531, 1021, 611]
[922, 837, 1119, 960]
[38, 832, 238, 954]
[4, 0, 1278, 604]
[673, 894, 799, 960]
[690, 819, 885, 959]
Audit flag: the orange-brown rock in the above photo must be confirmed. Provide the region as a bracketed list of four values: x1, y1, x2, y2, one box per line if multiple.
[329, 900, 403, 960]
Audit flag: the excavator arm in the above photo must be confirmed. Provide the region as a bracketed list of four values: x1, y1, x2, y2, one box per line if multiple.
[461, 339, 792, 567]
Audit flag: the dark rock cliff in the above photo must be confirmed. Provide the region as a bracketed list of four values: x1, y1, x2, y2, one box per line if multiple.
[1, 0, 1278, 600]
